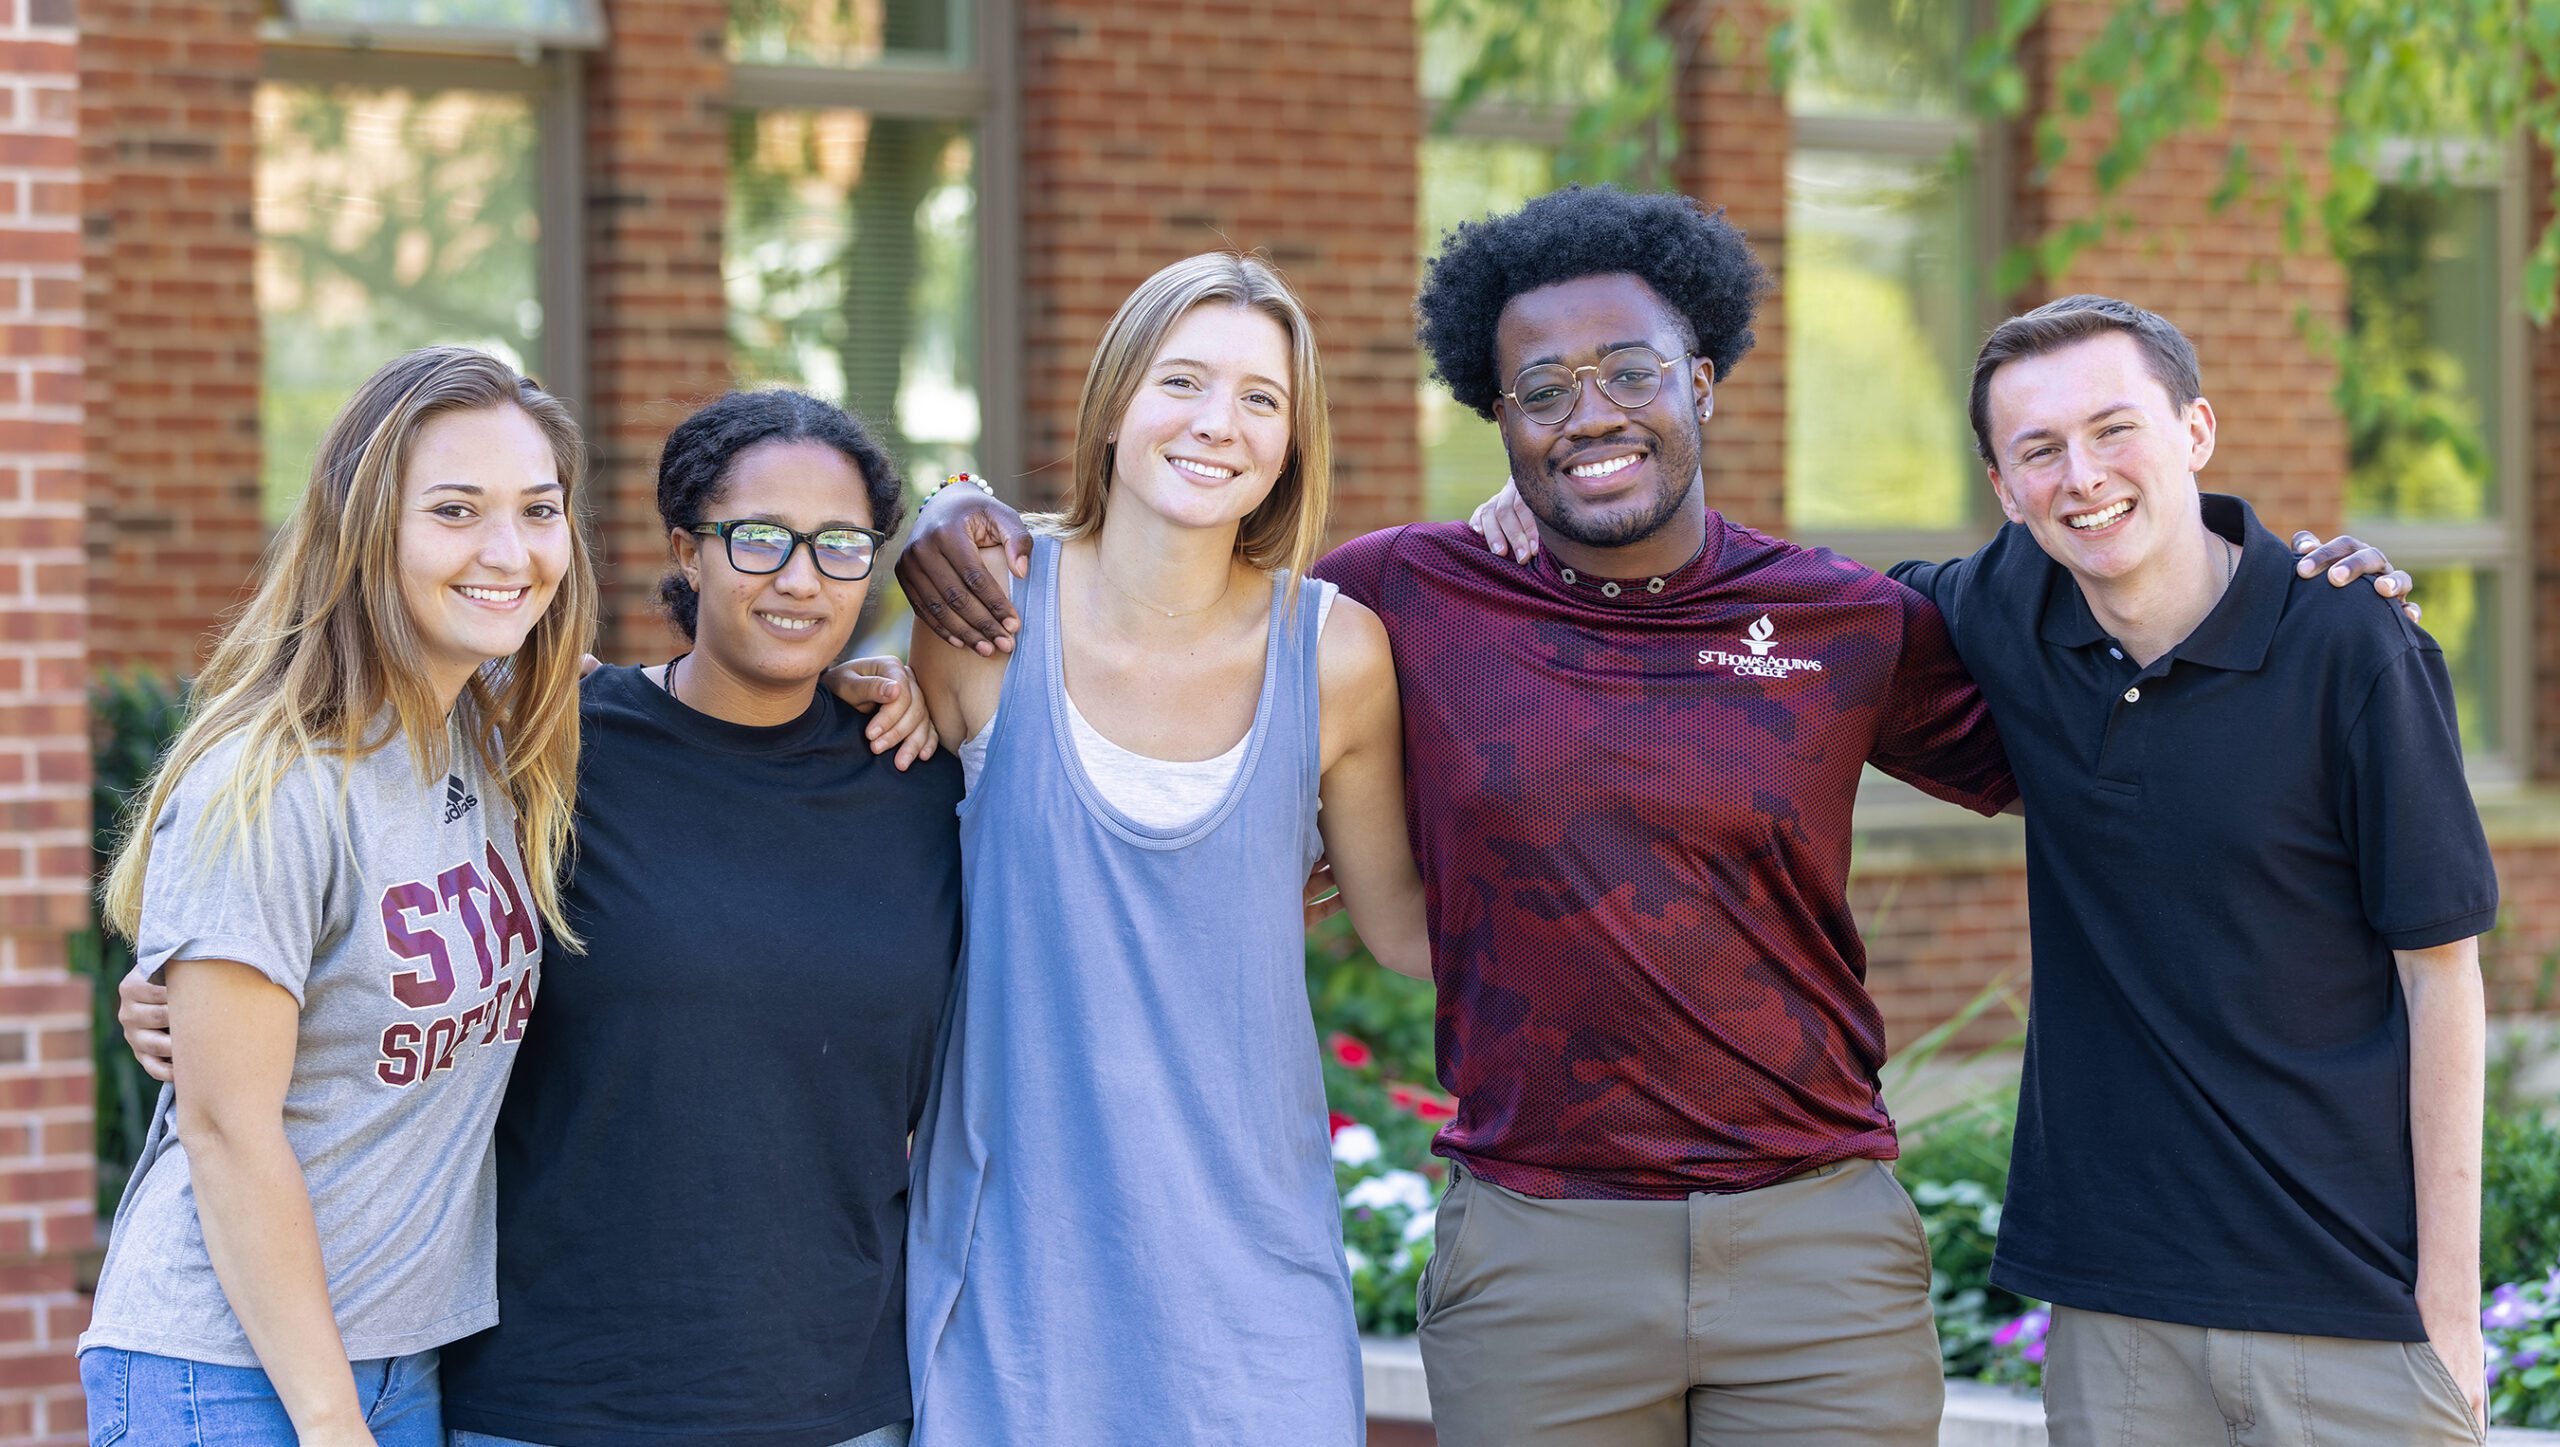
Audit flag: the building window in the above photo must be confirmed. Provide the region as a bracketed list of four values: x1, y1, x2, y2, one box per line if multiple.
[255, 82, 543, 522]
[727, 0, 1012, 493]
[1784, 0, 1997, 552]
[1413, 6, 1599, 522]
[255, 50, 577, 522]
[2341, 158, 2529, 771]
[1416, 135, 1553, 521]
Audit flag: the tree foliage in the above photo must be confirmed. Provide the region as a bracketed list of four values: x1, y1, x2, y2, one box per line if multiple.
[1434, 0, 2560, 318]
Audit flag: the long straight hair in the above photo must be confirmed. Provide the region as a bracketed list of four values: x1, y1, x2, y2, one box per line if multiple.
[102, 346, 599, 946]
[1044, 252, 1333, 587]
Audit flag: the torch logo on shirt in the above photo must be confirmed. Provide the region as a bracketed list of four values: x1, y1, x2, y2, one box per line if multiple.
[1698, 614, 1825, 679]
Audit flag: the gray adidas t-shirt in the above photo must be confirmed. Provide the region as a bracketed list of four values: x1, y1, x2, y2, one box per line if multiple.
[81, 725, 542, 1367]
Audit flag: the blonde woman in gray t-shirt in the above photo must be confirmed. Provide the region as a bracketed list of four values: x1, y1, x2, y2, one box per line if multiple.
[79, 347, 598, 1447]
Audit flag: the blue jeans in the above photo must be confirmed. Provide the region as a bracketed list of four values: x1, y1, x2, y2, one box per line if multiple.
[450, 1424, 909, 1447]
[79, 1346, 442, 1447]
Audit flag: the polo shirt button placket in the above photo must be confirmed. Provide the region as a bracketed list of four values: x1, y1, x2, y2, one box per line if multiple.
[2123, 686, 2140, 703]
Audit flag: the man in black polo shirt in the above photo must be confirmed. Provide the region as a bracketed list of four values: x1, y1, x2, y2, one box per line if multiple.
[1889, 295, 2495, 1445]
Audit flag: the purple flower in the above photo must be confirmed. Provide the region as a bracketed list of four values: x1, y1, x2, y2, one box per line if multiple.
[1993, 1308, 2052, 1350]
[2022, 1340, 2047, 1365]
[2486, 1340, 2507, 1388]
[2514, 1346, 2545, 1372]
[2485, 1283, 2539, 1331]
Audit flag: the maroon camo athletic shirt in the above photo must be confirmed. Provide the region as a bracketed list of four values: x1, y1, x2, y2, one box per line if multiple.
[1315, 518, 2016, 1199]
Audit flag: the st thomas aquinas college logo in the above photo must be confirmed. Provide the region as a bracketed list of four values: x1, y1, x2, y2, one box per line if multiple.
[1697, 615, 1826, 679]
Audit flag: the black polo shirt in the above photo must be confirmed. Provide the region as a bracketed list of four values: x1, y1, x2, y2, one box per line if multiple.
[1892, 493, 2498, 1340]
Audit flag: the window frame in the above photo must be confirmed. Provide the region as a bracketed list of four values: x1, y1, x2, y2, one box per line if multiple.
[725, 0, 1022, 497]
[257, 40, 589, 465]
[1783, 0, 2008, 574]
[2346, 135, 2533, 781]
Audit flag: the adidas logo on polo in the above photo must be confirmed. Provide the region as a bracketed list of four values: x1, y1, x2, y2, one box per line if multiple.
[1697, 614, 1825, 679]
[442, 774, 479, 824]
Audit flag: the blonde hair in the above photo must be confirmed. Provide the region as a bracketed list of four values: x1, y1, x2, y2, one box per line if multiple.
[102, 346, 598, 947]
[1044, 252, 1332, 585]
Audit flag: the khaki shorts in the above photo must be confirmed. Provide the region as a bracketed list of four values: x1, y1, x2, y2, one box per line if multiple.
[2043, 1305, 2485, 1447]
[1416, 1157, 1944, 1446]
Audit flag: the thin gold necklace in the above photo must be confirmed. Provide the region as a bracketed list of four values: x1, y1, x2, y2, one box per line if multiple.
[1096, 559, 1232, 621]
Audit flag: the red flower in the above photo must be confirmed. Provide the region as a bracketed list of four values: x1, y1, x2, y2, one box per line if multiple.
[1327, 1111, 1355, 1137]
[1327, 1032, 1374, 1069]
[1388, 1080, 1459, 1122]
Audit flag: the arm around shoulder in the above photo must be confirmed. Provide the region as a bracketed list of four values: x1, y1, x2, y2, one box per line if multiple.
[1316, 597, 1431, 981]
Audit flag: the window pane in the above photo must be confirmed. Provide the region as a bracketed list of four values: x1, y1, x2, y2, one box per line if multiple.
[2403, 565, 2503, 758]
[2343, 184, 2502, 524]
[728, 110, 980, 487]
[281, 0, 598, 44]
[1785, 147, 1976, 531]
[1787, 0, 1965, 120]
[729, 0, 967, 68]
[1418, 0, 1615, 106]
[1419, 136, 1555, 521]
[257, 83, 541, 523]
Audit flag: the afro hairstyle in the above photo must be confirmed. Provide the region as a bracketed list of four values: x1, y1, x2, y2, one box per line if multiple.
[1415, 185, 1768, 420]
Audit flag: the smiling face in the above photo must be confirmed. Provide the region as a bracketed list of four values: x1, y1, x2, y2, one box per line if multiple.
[397, 402, 574, 704]
[674, 439, 876, 690]
[1984, 330, 2217, 586]
[1492, 272, 1711, 567]
[1107, 302, 1294, 535]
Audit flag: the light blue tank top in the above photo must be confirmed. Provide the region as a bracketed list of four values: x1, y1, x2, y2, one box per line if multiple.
[906, 535, 1361, 1445]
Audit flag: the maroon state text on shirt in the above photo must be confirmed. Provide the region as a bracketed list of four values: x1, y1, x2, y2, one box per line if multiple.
[1315, 519, 2017, 1199]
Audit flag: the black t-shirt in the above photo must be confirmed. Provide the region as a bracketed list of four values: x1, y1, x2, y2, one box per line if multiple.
[439, 665, 965, 1445]
[1894, 494, 2499, 1340]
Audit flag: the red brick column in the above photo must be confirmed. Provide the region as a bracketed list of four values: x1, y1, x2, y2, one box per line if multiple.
[2530, 162, 2560, 783]
[2009, 1, 2347, 535]
[1671, 0, 1787, 534]
[585, 0, 733, 656]
[0, 0, 94, 1433]
[78, 0, 263, 674]
[1015, 0, 1421, 539]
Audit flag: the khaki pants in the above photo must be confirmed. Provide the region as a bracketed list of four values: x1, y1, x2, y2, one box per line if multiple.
[2044, 1306, 2484, 1447]
[1416, 1158, 1944, 1446]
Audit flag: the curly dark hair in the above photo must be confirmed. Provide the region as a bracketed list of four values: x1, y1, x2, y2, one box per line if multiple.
[656, 390, 905, 639]
[1416, 185, 1769, 420]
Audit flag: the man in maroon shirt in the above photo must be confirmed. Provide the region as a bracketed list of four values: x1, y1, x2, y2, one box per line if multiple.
[901, 185, 2009, 1443]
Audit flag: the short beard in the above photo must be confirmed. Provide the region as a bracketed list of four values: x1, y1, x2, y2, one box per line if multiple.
[1506, 419, 1704, 553]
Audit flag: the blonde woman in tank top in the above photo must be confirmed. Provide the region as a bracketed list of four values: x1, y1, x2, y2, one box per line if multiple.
[897, 253, 1430, 1444]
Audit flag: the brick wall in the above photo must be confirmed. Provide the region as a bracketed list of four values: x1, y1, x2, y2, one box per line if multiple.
[2008, 0, 2347, 536]
[78, 0, 262, 675]
[1013, 0, 1421, 538]
[584, 0, 734, 659]
[0, 0, 92, 1432]
[1671, 0, 1787, 535]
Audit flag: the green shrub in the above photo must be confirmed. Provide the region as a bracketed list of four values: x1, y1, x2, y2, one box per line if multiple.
[1304, 913, 1434, 1084]
[75, 672, 188, 1213]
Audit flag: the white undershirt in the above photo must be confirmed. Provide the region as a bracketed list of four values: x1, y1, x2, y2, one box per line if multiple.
[956, 586, 1336, 830]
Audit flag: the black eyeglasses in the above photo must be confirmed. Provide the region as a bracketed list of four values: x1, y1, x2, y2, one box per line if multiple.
[688, 520, 888, 582]
[1503, 347, 1694, 425]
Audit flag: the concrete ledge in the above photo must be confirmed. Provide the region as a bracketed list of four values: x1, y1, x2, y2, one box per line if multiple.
[1362, 1339, 2560, 1443]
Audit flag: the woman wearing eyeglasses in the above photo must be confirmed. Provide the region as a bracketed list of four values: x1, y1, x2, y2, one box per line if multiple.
[423, 389, 960, 1447]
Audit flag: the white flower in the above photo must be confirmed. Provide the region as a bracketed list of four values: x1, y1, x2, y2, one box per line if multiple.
[1345, 1168, 1435, 1216]
[1343, 1244, 1372, 1276]
[1402, 1207, 1436, 1244]
[1330, 1124, 1382, 1168]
